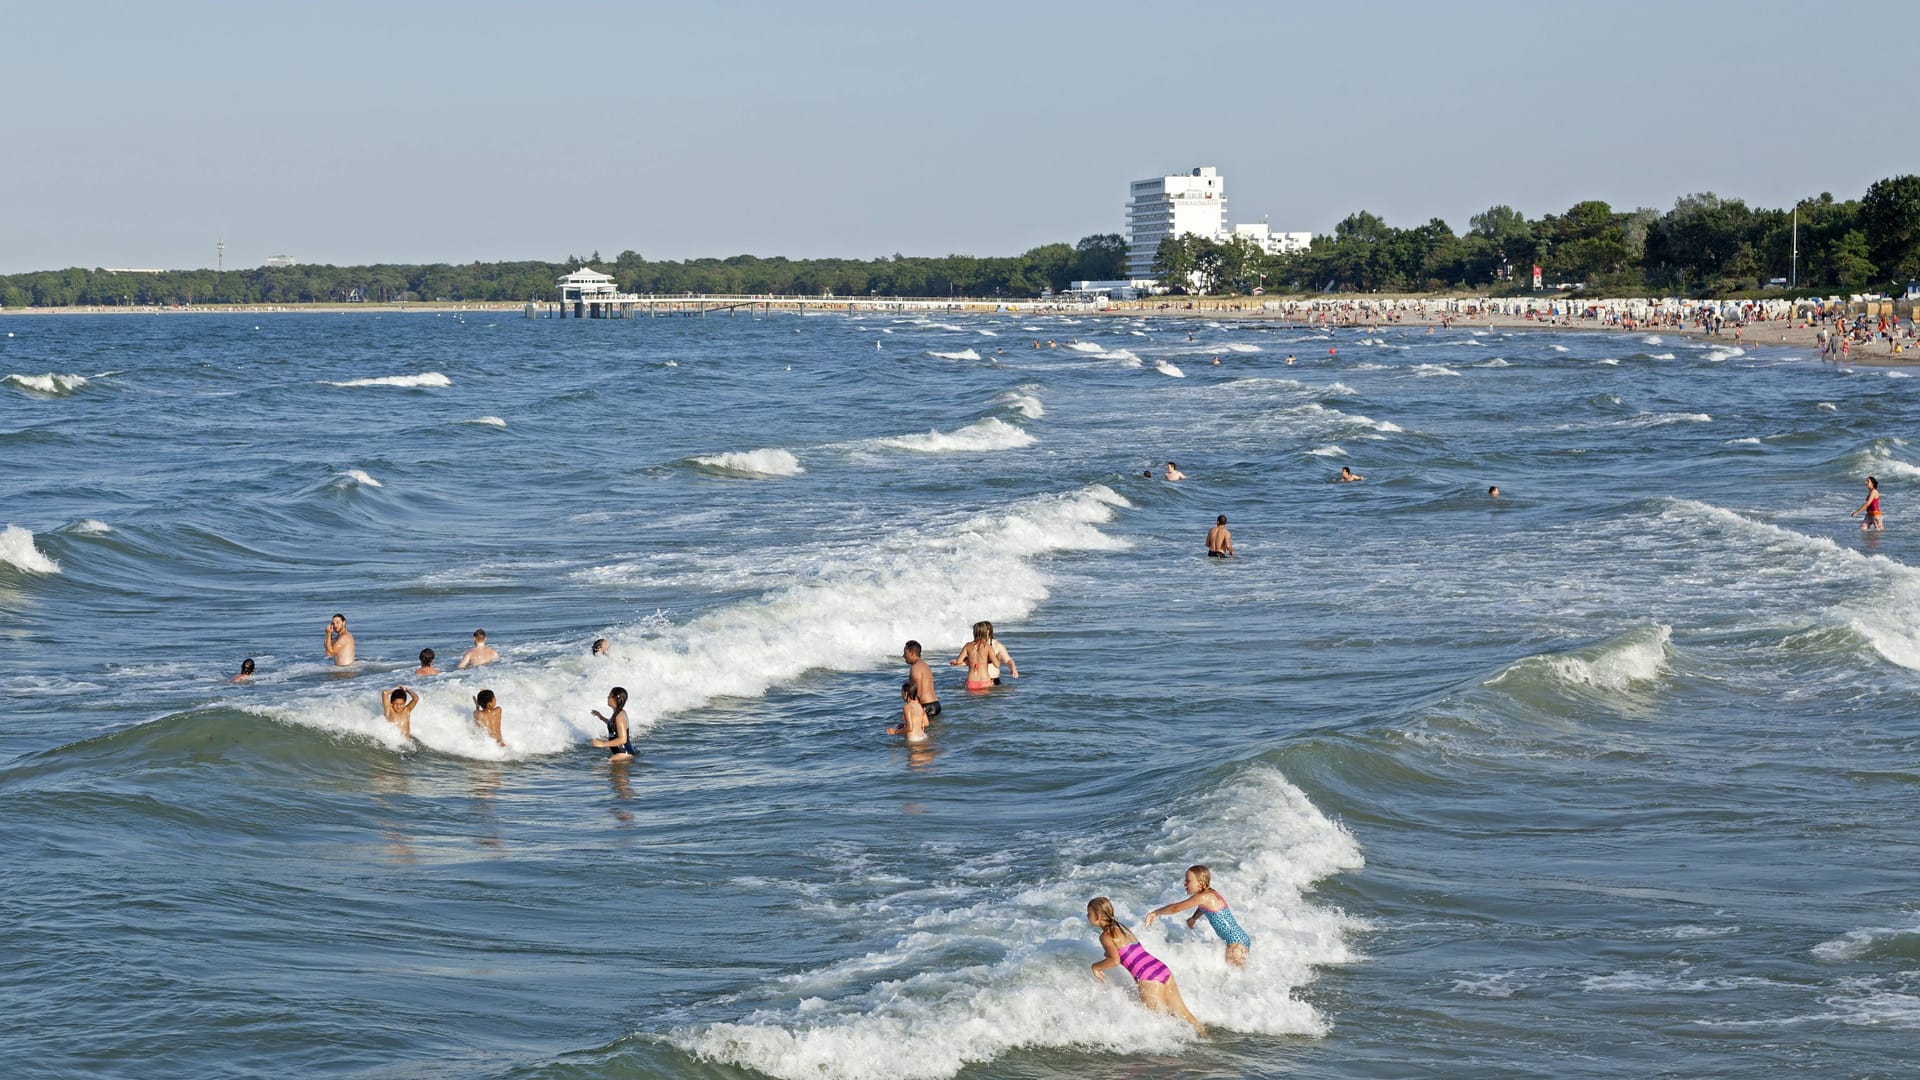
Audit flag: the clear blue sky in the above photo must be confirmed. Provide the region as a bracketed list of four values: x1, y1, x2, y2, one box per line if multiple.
[2, 0, 1907, 273]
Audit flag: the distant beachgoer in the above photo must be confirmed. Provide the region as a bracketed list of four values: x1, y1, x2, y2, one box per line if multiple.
[887, 679, 929, 743]
[415, 648, 440, 677]
[1339, 466, 1364, 483]
[590, 686, 636, 761]
[979, 619, 1017, 683]
[1144, 864, 1252, 967]
[903, 641, 941, 717]
[1488, 485, 1501, 498]
[1852, 475, 1884, 531]
[1285, 354, 1295, 365]
[1206, 515, 1235, 558]
[1086, 897, 1206, 1035]
[459, 629, 498, 669]
[383, 685, 419, 740]
[1143, 470, 1153, 478]
[1165, 462, 1185, 482]
[1211, 356, 1220, 366]
[233, 658, 255, 684]
[591, 638, 608, 657]
[472, 689, 504, 747]
[324, 613, 355, 666]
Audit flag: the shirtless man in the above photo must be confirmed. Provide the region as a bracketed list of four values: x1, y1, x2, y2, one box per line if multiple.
[1206, 515, 1235, 559]
[1164, 462, 1185, 482]
[382, 685, 419, 740]
[324, 613, 355, 666]
[903, 640, 941, 718]
[1339, 466, 1365, 482]
[458, 629, 498, 669]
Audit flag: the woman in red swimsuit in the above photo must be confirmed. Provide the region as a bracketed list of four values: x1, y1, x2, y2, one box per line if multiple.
[1852, 475, 1883, 531]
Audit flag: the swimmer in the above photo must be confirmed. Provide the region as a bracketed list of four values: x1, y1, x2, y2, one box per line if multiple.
[415, 648, 440, 677]
[1488, 485, 1500, 498]
[1211, 355, 1220, 366]
[382, 685, 419, 740]
[232, 658, 256, 684]
[1164, 462, 1185, 482]
[458, 628, 498, 669]
[887, 680, 929, 743]
[591, 638, 608, 657]
[1143, 470, 1153, 478]
[323, 613, 355, 666]
[1285, 354, 1295, 365]
[472, 689, 504, 748]
[1339, 466, 1365, 482]
[1206, 515, 1235, 558]
[1852, 474, 1884, 531]
[1144, 864, 1252, 967]
[1086, 897, 1205, 1035]
[589, 686, 636, 761]
[903, 641, 941, 717]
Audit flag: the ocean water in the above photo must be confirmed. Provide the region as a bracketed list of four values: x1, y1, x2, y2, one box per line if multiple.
[3, 311, 1918, 1078]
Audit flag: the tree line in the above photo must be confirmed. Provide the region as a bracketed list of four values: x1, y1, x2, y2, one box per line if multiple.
[1157, 176, 1920, 297]
[3, 176, 1916, 306]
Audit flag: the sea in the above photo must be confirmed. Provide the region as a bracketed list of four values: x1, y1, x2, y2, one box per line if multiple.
[2, 309, 1917, 1078]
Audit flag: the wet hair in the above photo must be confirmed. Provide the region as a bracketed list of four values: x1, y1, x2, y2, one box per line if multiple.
[591, 638, 607, 655]
[904, 640, 922, 657]
[1488, 486, 1499, 495]
[1087, 896, 1128, 936]
[1341, 466, 1355, 475]
[390, 687, 408, 704]
[1143, 471, 1152, 478]
[902, 679, 916, 700]
[1186, 864, 1212, 890]
[419, 648, 435, 665]
[475, 689, 496, 709]
[473, 629, 487, 642]
[1217, 514, 1228, 525]
[239, 658, 255, 675]
[608, 686, 628, 711]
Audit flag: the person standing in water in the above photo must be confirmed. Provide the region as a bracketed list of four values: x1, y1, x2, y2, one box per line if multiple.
[951, 623, 1000, 692]
[472, 690, 504, 748]
[1853, 475, 1884, 530]
[1143, 864, 1252, 967]
[590, 686, 635, 761]
[458, 629, 498, 668]
[1085, 897, 1206, 1035]
[382, 685, 419, 740]
[415, 648, 440, 676]
[979, 620, 1018, 683]
[324, 613, 355, 666]
[887, 680, 929, 743]
[1164, 462, 1185, 482]
[903, 641, 941, 717]
[1206, 515, 1235, 558]
[233, 658, 255, 684]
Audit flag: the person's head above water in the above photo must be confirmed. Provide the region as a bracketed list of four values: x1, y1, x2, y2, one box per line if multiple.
[390, 687, 409, 704]
[607, 686, 628, 710]
[901, 679, 916, 700]
[1340, 466, 1356, 477]
[419, 648, 435, 665]
[239, 658, 255, 675]
[472, 629, 487, 643]
[971, 621, 991, 641]
[331, 613, 347, 628]
[1488, 485, 1500, 497]
[1217, 515, 1228, 525]
[1185, 864, 1212, 891]
[903, 640, 922, 659]
[475, 689, 496, 709]
[591, 638, 607, 656]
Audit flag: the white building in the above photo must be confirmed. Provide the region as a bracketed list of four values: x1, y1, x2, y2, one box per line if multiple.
[1126, 167, 1228, 278]
[1229, 223, 1312, 256]
[263, 255, 298, 268]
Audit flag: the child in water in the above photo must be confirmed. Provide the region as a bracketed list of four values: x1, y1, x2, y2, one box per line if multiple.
[1086, 897, 1206, 1035]
[888, 680, 929, 743]
[590, 686, 636, 761]
[472, 690, 504, 748]
[382, 685, 419, 740]
[1143, 864, 1252, 967]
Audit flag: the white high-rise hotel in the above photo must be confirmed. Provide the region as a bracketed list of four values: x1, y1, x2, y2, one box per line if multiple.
[1125, 166, 1310, 279]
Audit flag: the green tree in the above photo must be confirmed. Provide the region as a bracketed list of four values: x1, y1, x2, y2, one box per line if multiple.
[1861, 175, 1920, 283]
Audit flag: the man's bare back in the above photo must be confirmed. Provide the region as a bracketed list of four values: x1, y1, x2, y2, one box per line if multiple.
[459, 629, 498, 669]
[1206, 516, 1235, 558]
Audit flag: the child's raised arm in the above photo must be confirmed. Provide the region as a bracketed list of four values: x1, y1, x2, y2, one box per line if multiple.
[1143, 893, 1205, 927]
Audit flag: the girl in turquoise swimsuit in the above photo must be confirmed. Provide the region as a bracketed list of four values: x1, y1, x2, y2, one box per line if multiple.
[1144, 864, 1252, 967]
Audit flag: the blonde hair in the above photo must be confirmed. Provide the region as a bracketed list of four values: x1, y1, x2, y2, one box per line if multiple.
[1186, 864, 1212, 890]
[1087, 896, 1127, 936]
[971, 621, 991, 640]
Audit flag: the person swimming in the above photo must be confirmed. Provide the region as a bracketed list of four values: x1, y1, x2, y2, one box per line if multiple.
[1144, 864, 1252, 967]
[591, 638, 608, 657]
[1853, 475, 1883, 531]
[1086, 896, 1206, 1035]
[590, 686, 635, 761]
[1339, 466, 1365, 482]
[415, 648, 440, 677]
[472, 689, 504, 748]
[887, 680, 929, 743]
[1164, 462, 1185, 482]
[233, 657, 255, 684]
[383, 685, 419, 741]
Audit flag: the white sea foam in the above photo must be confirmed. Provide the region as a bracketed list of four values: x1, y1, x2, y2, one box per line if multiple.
[1448, 972, 1524, 998]
[1643, 335, 1664, 344]
[1597, 358, 1621, 366]
[1818, 403, 1838, 411]
[692, 448, 806, 478]
[1549, 344, 1570, 353]
[1307, 445, 1347, 457]
[1066, 342, 1105, 353]
[928, 349, 981, 361]
[0, 525, 60, 574]
[876, 417, 1036, 453]
[333, 469, 383, 489]
[1154, 360, 1186, 378]
[1220, 342, 1261, 353]
[259, 486, 1132, 760]
[462, 416, 508, 428]
[1811, 923, 1920, 962]
[5, 372, 89, 395]
[1412, 364, 1461, 377]
[1651, 352, 1677, 360]
[1632, 412, 1712, 427]
[992, 392, 1044, 419]
[1705, 346, 1745, 362]
[1480, 358, 1512, 368]
[671, 766, 1364, 1079]
[1492, 624, 1671, 694]
[323, 372, 452, 388]
[71, 519, 113, 535]
[1886, 371, 1911, 379]
[1727, 437, 1763, 445]
[976, 329, 998, 337]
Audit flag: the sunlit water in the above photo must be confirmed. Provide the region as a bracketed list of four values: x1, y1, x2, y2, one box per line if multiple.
[3, 311, 1917, 1078]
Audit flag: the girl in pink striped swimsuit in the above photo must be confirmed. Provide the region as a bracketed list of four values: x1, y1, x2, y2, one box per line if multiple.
[1086, 896, 1206, 1035]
